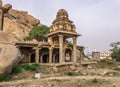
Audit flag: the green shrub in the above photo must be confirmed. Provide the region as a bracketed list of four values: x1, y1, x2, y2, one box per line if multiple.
[32, 63, 40, 67]
[97, 59, 117, 68]
[22, 63, 40, 71]
[0, 73, 11, 82]
[12, 65, 22, 74]
[25, 25, 50, 41]
[66, 72, 76, 76]
[111, 48, 120, 62]
[92, 78, 98, 83]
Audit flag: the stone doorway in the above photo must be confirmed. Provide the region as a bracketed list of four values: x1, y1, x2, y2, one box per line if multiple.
[31, 54, 35, 63]
[42, 54, 49, 63]
[53, 48, 59, 63]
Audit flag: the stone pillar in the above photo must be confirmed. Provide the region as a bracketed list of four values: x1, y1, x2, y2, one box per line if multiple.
[40, 54, 43, 63]
[0, 8, 3, 31]
[28, 54, 31, 63]
[49, 48, 52, 63]
[59, 34, 63, 63]
[81, 51, 84, 61]
[48, 37, 53, 45]
[73, 36, 77, 63]
[53, 55, 55, 63]
[35, 48, 39, 63]
[63, 48, 65, 62]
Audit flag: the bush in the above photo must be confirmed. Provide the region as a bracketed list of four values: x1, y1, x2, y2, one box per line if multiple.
[97, 59, 117, 68]
[22, 63, 40, 71]
[25, 25, 50, 41]
[0, 73, 11, 82]
[111, 48, 120, 62]
[66, 72, 76, 76]
[92, 78, 98, 83]
[12, 65, 22, 74]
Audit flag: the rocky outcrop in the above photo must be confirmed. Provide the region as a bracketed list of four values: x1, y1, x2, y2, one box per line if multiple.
[3, 8, 40, 41]
[3, 4, 12, 13]
[0, 0, 40, 74]
[0, 31, 22, 74]
[3, 17, 30, 41]
[0, 1, 40, 41]
[8, 9, 40, 26]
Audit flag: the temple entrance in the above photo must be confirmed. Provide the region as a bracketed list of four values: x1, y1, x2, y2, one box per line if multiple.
[53, 48, 59, 63]
[43, 54, 49, 63]
[40, 48, 49, 63]
[31, 54, 35, 63]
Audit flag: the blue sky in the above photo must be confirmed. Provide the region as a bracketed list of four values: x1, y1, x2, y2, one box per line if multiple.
[3, 0, 120, 53]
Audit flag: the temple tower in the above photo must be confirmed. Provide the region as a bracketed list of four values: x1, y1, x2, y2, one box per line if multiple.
[48, 9, 80, 63]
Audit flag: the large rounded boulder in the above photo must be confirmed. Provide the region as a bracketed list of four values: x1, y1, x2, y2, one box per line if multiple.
[0, 31, 22, 74]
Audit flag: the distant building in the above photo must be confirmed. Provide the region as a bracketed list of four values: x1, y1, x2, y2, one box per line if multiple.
[100, 51, 111, 59]
[92, 49, 100, 60]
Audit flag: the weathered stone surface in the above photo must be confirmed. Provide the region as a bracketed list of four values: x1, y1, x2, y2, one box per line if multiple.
[0, 9, 2, 31]
[3, 17, 30, 41]
[3, 8, 40, 41]
[26, 15, 40, 26]
[0, 31, 22, 74]
[3, 4, 12, 13]
[0, 0, 2, 7]
[8, 9, 40, 26]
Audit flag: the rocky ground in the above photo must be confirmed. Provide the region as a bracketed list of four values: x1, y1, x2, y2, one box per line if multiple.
[0, 60, 120, 87]
[0, 75, 120, 87]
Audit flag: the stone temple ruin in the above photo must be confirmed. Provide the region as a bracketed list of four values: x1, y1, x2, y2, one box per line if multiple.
[0, 0, 85, 73]
[15, 9, 84, 65]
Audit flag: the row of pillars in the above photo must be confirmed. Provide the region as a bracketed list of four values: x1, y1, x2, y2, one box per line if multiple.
[35, 35, 77, 64]
[59, 35, 77, 63]
[48, 34, 77, 64]
[34, 48, 52, 63]
[34, 47, 55, 63]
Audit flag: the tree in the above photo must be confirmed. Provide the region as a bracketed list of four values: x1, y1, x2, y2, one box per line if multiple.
[25, 25, 50, 41]
[110, 42, 120, 61]
[111, 48, 120, 62]
[110, 42, 120, 51]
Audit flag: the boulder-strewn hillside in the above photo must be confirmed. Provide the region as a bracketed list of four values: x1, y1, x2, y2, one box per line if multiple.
[3, 4, 40, 41]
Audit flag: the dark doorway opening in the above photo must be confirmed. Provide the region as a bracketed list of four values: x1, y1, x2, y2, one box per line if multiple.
[43, 54, 49, 63]
[31, 54, 35, 63]
[53, 48, 59, 63]
[55, 54, 59, 63]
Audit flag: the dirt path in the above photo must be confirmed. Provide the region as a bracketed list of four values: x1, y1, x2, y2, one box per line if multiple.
[0, 76, 120, 87]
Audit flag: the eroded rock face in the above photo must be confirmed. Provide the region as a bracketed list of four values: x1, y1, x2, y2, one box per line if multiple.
[0, 0, 40, 41]
[0, 31, 22, 74]
[3, 17, 30, 41]
[3, 9, 40, 41]
[3, 8, 40, 41]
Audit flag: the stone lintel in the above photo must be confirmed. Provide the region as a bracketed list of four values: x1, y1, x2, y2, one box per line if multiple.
[47, 30, 81, 37]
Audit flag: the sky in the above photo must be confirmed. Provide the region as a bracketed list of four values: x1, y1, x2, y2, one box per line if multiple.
[3, 0, 120, 53]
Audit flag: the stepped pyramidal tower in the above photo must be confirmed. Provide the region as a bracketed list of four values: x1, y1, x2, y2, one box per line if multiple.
[48, 9, 80, 63]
